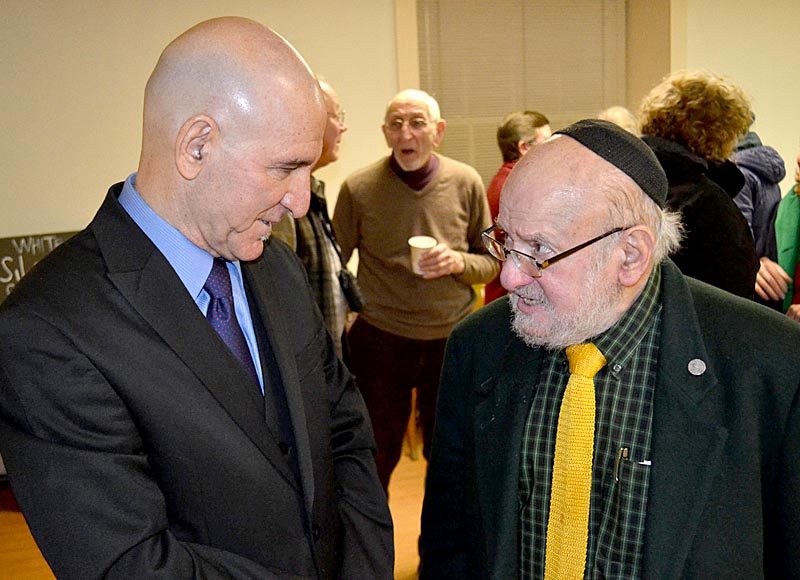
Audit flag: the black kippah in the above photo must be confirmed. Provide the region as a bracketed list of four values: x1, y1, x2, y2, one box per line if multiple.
[554, 119, 667, 207]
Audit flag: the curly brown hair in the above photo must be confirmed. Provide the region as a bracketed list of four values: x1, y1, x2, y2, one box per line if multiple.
[639, 70, 752, 163]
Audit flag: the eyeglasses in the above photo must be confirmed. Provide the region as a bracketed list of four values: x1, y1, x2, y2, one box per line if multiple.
[384, 117, 432, 133]
[481, 224, 629, 278]
[329, 109, 346, 124]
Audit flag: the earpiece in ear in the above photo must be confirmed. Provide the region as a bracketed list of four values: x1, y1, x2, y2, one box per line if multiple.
[193, 151, 202, 160]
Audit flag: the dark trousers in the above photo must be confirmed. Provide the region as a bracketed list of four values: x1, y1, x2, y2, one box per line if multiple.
[347, 317, 447, 491]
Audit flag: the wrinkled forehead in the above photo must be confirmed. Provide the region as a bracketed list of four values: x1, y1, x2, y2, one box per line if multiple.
[385, 99, 433, 121]
[498, 137, 608, 234]
[506, 137, 600, 195]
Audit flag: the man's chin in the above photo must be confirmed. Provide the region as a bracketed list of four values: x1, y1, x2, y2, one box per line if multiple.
[229, 238, 267, 263]
[510, 309, 553, 347]
[394, 153, 425, 172]
[512, 319, 553, 349]
[510, 308, 593, 350]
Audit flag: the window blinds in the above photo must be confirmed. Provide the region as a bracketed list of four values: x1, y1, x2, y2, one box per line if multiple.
[417, 0, 627, 184]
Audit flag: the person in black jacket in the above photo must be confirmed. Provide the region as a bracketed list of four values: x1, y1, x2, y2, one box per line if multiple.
[640, 70, 758, 298]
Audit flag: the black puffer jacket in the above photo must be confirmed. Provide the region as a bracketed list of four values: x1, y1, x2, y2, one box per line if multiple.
[643, 136, 758, 298]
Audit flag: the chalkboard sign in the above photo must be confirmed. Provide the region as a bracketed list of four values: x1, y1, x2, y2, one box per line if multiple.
[0, 231, 78, 303]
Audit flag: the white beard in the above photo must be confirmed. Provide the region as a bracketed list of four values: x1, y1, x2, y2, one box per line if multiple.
[509, 262, 622, 349]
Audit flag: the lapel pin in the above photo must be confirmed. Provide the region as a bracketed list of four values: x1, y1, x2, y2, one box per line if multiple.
[687, 358, 706, 376]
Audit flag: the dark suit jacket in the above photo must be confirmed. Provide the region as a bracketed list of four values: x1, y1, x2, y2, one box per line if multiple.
[420, 260, 800, 579]
[0, 184, 393, 579]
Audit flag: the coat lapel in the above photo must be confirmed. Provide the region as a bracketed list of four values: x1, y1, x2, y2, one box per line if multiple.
[474, 336, 543, 579]
[92, 187, 299, 491]
[242, 256, 315, 518]
[643, 262, 729, 579]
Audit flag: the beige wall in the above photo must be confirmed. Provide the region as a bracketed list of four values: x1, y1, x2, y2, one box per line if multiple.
[627, 0, 799, 192]
[0, 1, 397, 237]
[4, 1, 800, 238]
[627, 0, 671, 109]
[677, 0, 800, 192]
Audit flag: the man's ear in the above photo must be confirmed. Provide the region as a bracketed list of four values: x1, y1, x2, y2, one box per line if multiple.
[432, 119, 447, 147]
[517, 139, 531, 157]
[618, 226, 655, 287]
[175, 115, 217, 180]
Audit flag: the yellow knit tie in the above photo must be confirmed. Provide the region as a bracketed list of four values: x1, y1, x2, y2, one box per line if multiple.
[544, 342, 606, 580]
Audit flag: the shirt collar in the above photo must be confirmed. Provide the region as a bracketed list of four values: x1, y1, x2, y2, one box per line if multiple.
[117, 172, 218, 299]
[594, 266, 661, 375]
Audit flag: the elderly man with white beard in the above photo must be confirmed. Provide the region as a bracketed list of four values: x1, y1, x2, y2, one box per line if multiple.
[419, 119, 800, 580]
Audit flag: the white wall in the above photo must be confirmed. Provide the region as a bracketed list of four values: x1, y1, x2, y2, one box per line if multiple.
[677, 0, 800, 192]
[0, 1, 397, 237]
[4, 1, 800, 238]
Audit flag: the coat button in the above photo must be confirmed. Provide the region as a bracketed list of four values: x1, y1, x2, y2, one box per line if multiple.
[312, 524, 322, 541]
[279, 442, 290, 455]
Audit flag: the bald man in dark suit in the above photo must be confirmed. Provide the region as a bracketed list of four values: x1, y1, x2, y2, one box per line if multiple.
[0, 17, 392, 579]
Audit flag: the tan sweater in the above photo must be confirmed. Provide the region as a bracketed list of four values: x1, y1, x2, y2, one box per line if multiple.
[333, 155, 498, 339]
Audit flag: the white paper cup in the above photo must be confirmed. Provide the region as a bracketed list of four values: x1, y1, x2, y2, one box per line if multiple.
[408, 235, 437, 275]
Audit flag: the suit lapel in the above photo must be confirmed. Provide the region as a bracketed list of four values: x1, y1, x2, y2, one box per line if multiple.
[242, 256, 315, 518]
[92, 186, 299, 491]
[643, 262, 729, 579]
[474, 336, 543, 579]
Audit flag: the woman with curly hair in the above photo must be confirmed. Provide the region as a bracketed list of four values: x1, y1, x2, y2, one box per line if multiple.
[640, 70, 759, 297]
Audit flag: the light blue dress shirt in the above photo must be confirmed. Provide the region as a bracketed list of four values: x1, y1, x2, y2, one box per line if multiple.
[118, 173, 264, 393]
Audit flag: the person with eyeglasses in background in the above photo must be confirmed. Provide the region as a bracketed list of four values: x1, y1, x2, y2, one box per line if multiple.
[420, 119, 800, 579]
[333, 89, 498, 492]
[272, 79, 355, 361]
[484, 110, 552, 304]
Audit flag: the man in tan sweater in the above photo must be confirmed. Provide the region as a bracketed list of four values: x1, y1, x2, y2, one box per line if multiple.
[333, 89, 498, 490]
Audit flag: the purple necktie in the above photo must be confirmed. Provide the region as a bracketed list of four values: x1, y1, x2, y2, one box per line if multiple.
[204, 259, 260, 388]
